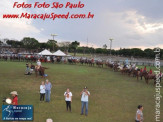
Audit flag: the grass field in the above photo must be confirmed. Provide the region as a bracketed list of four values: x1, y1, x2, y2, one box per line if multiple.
[0, 61, 162, 122]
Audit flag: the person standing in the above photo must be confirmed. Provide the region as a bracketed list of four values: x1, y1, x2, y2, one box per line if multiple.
[40, 81, 45, 101]
[64, 88, 72, 112]
[80, 86, 90, 116]
[10, 91, 18, 105]
[45, 79, 52, 102]
[135, 105, 144, 122]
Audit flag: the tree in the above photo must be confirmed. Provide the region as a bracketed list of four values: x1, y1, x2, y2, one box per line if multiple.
[47, 39, 58, 51]
[144, 48, 155, 58]
[96, 48, 103, 54]
[130, 48, 144, 57]
[70, 41, 80, 56]
[6, 40, 23, 48]
[39, 43, 49, 50]
[21, 37, 39, 49]
[58, 41, 71, 54]
[103, 44, 107, 49]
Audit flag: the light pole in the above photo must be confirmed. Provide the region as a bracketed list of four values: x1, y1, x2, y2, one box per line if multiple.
[109, 38, 114, 55]
[51, 34, 58, 51]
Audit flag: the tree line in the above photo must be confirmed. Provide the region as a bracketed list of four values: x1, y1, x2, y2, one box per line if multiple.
[0, 37, 162, 59]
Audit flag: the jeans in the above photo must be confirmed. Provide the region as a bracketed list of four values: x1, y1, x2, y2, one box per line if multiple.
[45, 90, 51, 102]
[81, 101, 88, 115]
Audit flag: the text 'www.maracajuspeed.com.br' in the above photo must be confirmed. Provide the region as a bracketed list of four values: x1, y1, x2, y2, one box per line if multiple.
[3, 12, 94, 20]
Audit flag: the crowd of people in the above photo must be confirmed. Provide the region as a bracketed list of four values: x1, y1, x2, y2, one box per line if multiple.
[8, 87, 144, 122]
[0, 54, 67, 63]
[39, 81, 90, 116]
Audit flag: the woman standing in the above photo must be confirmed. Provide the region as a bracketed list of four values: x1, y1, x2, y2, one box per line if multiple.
[64, 88, 72, 112]
[40, 81, 45, 101]
[135, 105, 144, 122]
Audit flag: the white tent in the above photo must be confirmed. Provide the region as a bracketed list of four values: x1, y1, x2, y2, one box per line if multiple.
[38, 49, 53, 56]
[53, 50, 66, 56]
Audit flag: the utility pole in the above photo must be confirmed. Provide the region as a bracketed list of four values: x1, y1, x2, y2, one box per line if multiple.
[51, 34, 58, 51]
[109, 38, 114, 55]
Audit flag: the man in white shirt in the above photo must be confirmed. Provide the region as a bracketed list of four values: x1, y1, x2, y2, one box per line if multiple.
[64, 88, 72, 112]
[37, 59, 41, 66]
[80, 86, 90, 116]
[37, 59, 42, 70]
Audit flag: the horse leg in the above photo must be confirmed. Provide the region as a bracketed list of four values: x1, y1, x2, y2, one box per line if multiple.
[146, 79, 148, 84]
[137, 73, 139, 81]
[141, 76, 142, 80]
[35, 71, 37, 77]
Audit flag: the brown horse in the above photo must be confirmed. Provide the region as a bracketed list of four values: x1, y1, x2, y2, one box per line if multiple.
[113, 64, 119, 72]
[96, 60, 104, 67]
[143, 72, 156, 85]
[34, 66, 48, 78]
[136, 71, 147, 80]
[88, 59, 95, 66]
[120, 68, 130, 75]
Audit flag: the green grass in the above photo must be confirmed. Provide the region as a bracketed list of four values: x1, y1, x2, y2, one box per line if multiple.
[0, 61, 162, 122]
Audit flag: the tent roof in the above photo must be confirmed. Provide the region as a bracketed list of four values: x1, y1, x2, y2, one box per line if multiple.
[53, 50, 66, 56]
[38, 49, 53, 55]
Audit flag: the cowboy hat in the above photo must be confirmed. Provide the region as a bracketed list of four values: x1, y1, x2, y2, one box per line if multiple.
[46, 119, 53, 122]
[10, 91, 18, 95]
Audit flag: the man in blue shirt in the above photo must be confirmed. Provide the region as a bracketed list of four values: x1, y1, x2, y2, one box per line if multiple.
[45, 79, 52, 102]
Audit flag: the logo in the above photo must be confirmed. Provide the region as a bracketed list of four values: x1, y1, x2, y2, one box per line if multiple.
[2, 105, 33, 121]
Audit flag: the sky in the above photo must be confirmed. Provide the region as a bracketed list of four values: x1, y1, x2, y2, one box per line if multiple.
[0, 0, 163, 49]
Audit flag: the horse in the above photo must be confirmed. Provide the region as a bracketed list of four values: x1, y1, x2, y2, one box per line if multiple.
[120, 67, 129, 75]
[113, 63, 119, 72]
[136, 71, 148, 80]
[80, 58, 85, 65]
[88, 59, 95, 66]
[96, 60, 104, 67]
[68, 59, 73, 64]
[143, 72, 156, 85]
[34, 66, 48, 78]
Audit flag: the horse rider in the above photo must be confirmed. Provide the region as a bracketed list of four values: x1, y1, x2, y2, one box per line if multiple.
[132, 63, 136, 69]
[149, 69, 152, 75]
[143, 66, 147, 73]
[140, 68, 143, 73]
[124, 59, 129, 67]
[91, 58, 94, 63]
[37, 59, 42, 70]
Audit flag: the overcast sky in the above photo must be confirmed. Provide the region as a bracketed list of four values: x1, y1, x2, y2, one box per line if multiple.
[0, 0, 163, 49]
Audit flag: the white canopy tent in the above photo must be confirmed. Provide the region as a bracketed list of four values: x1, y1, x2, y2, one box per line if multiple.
[38, 49, 53, 56]
[53, 50, 66, 56]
